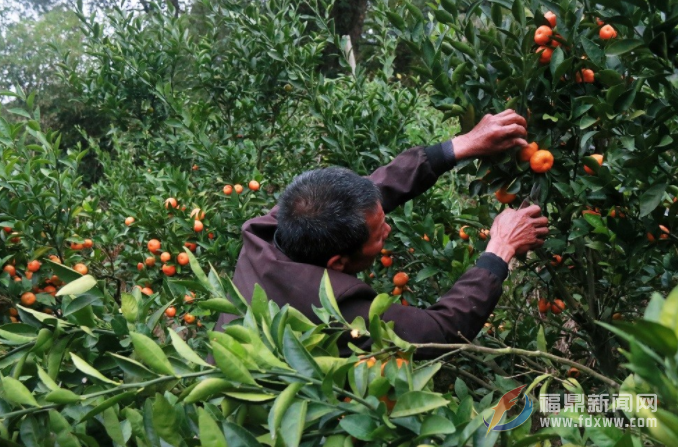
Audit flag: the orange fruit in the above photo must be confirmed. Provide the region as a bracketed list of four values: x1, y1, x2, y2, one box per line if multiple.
[48, 255, 62, 264]
[184, 242, 197, 252]
[599, 24, 617, 40]
[25, 271, 33, 280]
[208, 232, 214, 239]
[165, 197, 178, 209]
[544, 11, 557, 27]
[551, 299, 566, 314]
[70, 242, 84, 250]
[160, 252, 171, 263]
[177, 253, 190, 266]
[567, 367, 580, 378]
[380, 358, 408, 375]
[14, 276, 22, 282]
[550, 255, 562, 266]
[530, 150, 554, 173]
[612, 312, 623, 320]
[43, 285, 56, 296]
[495, 187, 517, 204]
[162, 264, 176, 276]
[74, 263, 88, 275]
[83, 239, 93, 249]
[141, 287, 153, 296]
[401, 299, 409, 306]
[534, 25, 553, 45]
[248, 180, 260, 191]
[192, 164, 198, 170]
[184, 291, 196, 304]
[378, 394, 397, 412]
[147, 239, 161, 253]
[9, 308, 18, 317]
[193, 220, 204, 232]
[584, 154, 603, 175]
[392, 286, 403, 296]
[381, 249, 392, 255]
[519, 142, 539, 162]
[145, 256, 156, 267]
[660, 233, 669, 240]
[223, 185, 233, 195]
[184, 313, 196, 324]
[137, 262, 144, 271]
[125, 216, 135, 226]
[165, 306, 177, 318]
[647, 233, 656, 243]
[234, 184, 244, 194]
[576, 69, 595, 83]
[21, 292, 36, 306]
[393, 272, 409, 287]
[381, 256, 393, 267]
[190, 208, 206, 220]
[479, 229, 490, 240]
[3, 226, 11, 233]
[3, 265, 16, 276]
[421, 233, 430, 242]
[355, 356, 376, 368]
[582, 210, 601, 217]
[538, 298, 550, 313]
[408, 247, 415, 254]
[536, 46, 553, 64]
[659, 225, 670, 234]
[459, 226, 470, 240]
[596, 18, 605, 26]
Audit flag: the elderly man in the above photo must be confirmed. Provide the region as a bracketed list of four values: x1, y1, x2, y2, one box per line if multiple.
[216, 110, 548, 357]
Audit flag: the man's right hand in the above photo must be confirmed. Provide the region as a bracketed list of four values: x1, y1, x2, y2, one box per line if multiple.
[485, 205, 549, 263]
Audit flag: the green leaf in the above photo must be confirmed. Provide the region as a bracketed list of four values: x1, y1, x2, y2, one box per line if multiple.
[581, 37, 605, 66]
[282, 326, 323, 379]
[420, 414, 456, 437]
[184, 248, 211, 289]
[369, 293, 394, 321]
[537, 325, 547, 352]
[121, 293, 139, 323]
[198, 298, 238, 315]
[1, 376, 40, 407]
[319, 270, 347, 324]
[130, 332, 176, 376]
[268, 382, 304, 440]
[152, 393, 180, 447]
[412, 363, 441, 391]
[199, 407, 228, 447]
[222, 422, 263, 447]
[211, 342, 258, 385]
[660, 287, 678, 339]
[79, 392, 136, 422]
[225, 391, 276, 402]
[281, 400, 308, 447]
[639, 183, 666, 217]
[69, 353, 120, 385]
[511, 0, 525, 26]
[168, 329, 213, 368]
[415, 265, 440, 281]
[339, 414, 379, 441]
[390, 391, 450, 418]
[103, 407, 125, 446]
[56, 274, 97, 296]
[605, 39, 644, 56]
[45, 388, 82, 404]
[549, 47, 564, 76]
[184, 378, 233, 404]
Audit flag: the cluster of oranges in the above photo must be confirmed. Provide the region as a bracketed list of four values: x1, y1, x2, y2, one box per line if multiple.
[2, 257, 89, 321]
[164, 291, 199, 325]
[223, 180, 260, 196]
[520, 141, 555, 174]
[538, 297, 566, 314]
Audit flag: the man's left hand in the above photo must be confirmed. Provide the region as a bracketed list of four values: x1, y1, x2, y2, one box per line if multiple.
[451, 109, 528, 160]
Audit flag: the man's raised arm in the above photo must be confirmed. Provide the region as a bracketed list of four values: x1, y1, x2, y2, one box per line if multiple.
[369, 109, 528, 213]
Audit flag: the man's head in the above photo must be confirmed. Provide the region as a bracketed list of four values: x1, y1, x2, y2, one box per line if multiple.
[277, 167, 390, 274]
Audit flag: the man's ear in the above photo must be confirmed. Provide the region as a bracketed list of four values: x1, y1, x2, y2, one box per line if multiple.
[326, 255, 349, 272]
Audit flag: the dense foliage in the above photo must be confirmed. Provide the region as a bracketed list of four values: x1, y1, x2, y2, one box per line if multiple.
[1, 0, 677, 445]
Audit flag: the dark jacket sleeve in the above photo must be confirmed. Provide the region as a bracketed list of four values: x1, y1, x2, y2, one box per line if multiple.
[368, 144, 453, 213]
[338, 253, 508, 359]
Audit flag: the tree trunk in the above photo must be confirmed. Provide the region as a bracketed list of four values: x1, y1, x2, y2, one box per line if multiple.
[321, 0, 369, 76]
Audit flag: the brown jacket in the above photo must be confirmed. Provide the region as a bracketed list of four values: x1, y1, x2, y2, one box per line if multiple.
[215, 145, 508, 358]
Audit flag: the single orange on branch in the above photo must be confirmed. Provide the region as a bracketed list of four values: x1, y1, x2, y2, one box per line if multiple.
[599, 24, 617, 39]
[27, 260, 41, 272]
[160, 252, 171, 263]
[459, 226, 470, 240]
[194, 220, 204, 232]
[74, 263, 88, 275]
[534, 25, 553, 45]
[583, 154, 603, 175]
[536, 46, 553, 64]
[393, 272, 409, 287]
[165, 306, 177, 318]
[538, 298, 550, 314]
[519, 142, 539, 162]
[381, 256, 393, 267]
[164, 197, 178, 209]
[575, 69, 595, 83]
[234, 184, 244, 194]
[248, 180, 260, 191]
[530, 150, 554, 173]
[495, 187, 517, 204]
[551, 299, 566, 314]
[125, 216, 135, 226]
[544, 11, 557, 27]
[147, 239, 161, 253]
[223, 185, 233, 195]
[177, 252, 190, 265]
